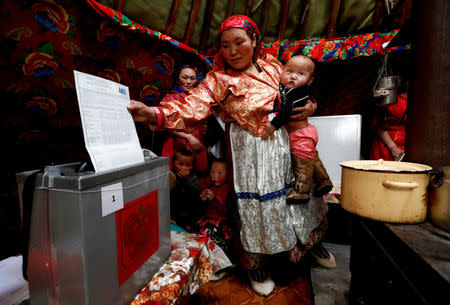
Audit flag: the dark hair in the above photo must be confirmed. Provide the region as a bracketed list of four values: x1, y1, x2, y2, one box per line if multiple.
[218, 31, 260, 74]
[173, 148, 194, 162]
[212, 158, 227, 165]
[174, 65, 199, 84]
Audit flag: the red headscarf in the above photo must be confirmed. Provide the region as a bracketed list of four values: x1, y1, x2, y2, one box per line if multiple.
[214, 15, 261, 70]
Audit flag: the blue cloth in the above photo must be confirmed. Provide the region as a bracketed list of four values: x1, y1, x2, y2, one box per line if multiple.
[170, 223, 188, 232]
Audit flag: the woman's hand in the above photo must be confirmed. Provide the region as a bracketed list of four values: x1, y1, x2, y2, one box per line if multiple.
[290, 99, 316, 121]
[390, 146, 404, 159]
[127, 100, 156, 124]
[187, 134, 203, 152]
[261, 123, 275, 141]
[378, 130, 403, 160]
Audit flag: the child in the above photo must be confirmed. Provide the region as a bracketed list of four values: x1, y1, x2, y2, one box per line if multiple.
[170, 148, 205, 229]
[196, 159, 233, 257]
[262, 54, 333, 204]
[262, 55, 336, 269]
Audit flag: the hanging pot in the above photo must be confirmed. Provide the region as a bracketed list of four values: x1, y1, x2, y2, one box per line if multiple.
[373, 76, 400, 107]
[340, 159, 438, 223]
[373, 54, 400, 107]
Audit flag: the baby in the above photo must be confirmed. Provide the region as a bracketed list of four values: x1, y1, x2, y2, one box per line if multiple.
[263, 55, 333, 204]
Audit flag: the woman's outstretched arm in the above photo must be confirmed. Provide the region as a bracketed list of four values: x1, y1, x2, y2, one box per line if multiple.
[127, 100, 157, 124]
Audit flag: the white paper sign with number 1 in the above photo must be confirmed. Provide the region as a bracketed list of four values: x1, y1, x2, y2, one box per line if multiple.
[101, 182, 124, 217]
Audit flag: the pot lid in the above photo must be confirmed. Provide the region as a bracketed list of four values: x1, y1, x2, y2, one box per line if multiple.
[340, 159, 432, 173]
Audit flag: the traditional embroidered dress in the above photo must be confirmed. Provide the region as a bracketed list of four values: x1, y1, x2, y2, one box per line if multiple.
[151, 15, 327, 258]
[160, 89, 208, 173]
[153, 53, 327, 254]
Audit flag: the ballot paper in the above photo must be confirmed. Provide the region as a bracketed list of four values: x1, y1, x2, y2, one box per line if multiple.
[74, 70, 144, 172]
[0, 256, 29, 305]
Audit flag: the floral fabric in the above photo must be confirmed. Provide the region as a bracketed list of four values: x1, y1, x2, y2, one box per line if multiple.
[131, 231, 231, 305]
[260, 30, 409, 64]
[157, 53, 283, 137]
[194, 217, 233, 258]
[160, 90, 209, 173]
[85, 0, 213, 68]
[1, 0, 208, 180]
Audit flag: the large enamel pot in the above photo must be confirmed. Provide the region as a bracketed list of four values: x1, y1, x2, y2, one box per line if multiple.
[340, 160, 433, 223]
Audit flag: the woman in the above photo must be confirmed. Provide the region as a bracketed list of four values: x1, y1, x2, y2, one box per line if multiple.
[128, 15, 328, 296]
[160, 65, 209, 175]
[370, 88, 407, 161]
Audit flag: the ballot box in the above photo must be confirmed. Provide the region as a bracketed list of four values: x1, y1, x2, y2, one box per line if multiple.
[21, 158, 170, 305]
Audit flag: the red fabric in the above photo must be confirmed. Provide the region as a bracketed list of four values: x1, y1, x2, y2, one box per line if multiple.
[370, 95, 407, 160]
[160, 90, 208, 172]
[116, 191, 159, 286]
[204, 184, 231, 219]
[150, 107, 166, 131]
[214, 15, 261, 71]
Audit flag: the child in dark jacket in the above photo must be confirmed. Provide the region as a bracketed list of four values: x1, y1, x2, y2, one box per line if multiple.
[170, 148, 205, 230]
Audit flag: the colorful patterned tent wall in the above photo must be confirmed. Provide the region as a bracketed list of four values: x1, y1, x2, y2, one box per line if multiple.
[86, 0, 409, 68]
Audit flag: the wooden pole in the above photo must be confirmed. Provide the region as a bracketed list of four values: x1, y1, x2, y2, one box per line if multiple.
[405, 0, 449, 167]
[295, 0, 310, 40]
[278, 0, 290, 41]
[199, 0, 216, 53]
[114, 0, 125, 12]
[184, 0, 202, 44]
[165, 0, 181, 35]
[327, 0, 341, 38]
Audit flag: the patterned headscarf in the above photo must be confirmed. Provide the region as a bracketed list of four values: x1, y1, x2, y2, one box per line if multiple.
[214, 15, 262, 70]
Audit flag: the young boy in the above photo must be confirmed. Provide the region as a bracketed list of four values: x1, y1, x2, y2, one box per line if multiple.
[262, 54, 333, 204]
[170, 148, 205, 229]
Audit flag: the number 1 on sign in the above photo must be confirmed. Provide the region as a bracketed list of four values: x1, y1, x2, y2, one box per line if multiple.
[101, 182, 124, 217]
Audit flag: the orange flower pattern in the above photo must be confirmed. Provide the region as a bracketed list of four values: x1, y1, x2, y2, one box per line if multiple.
[131, 231, 229, 305]
[32, 0, 70, 34]
[22, 52, 59, 76]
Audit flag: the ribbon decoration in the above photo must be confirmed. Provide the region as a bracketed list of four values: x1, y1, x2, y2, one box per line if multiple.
[86, 0, 409, 68]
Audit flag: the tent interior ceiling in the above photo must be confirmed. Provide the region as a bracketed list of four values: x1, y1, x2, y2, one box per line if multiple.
[98, 0, 411, 52]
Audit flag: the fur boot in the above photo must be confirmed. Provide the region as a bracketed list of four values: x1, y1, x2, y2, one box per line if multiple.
[287, 155, 314, 204]
[312, 153, 333, 197]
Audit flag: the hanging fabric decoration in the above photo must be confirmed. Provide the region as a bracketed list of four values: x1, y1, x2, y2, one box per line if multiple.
[85, 0, 409, 68]
[260, 31, 409, 63]
[85, 0, 213, 68]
